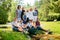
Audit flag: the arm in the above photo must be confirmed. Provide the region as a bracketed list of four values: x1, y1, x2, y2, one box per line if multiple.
[12, 22, 20, 27]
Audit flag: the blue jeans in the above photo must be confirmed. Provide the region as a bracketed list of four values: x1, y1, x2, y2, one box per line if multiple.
[37, 26, 47, 32]
[12, 25, 19, 32]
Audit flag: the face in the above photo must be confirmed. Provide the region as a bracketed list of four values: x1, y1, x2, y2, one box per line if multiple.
[30, 8, 33, 11]
[22, 7, 24, 10]
[17, 5, 21, 9]
[27, 10, 29, 12]
[35, 7, 37, 10]
[19, 6, 21, 9]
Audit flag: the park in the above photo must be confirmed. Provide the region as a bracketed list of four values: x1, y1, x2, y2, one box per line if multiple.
[0, 0, 60, 40]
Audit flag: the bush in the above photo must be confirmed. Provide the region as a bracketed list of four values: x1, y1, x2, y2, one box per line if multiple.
[0, 31, 28, 40]
[0, 0, 11, 24]
[57, 15, 60, 21]
[47, 14, 60, 21]
[0, 8, 8, 24]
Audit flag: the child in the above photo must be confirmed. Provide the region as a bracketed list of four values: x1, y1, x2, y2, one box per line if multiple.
[35, 18, 52, 34]
[23, 12, 27, 24]
[16, 5, 22, 21]
[27, 20, 37, 35]
[29, 8, 34, 21]
[26, 10, 29, 22]
[12, 19, 23, 32]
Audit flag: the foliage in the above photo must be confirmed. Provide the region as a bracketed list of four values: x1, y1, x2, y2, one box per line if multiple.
[37, 0, 60, 21]
[47, 14, 60, 21]
[8, 1, 17, 22]
[0, 0, 11, 24]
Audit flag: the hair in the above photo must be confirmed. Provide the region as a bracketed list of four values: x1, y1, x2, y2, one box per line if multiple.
[27, 10, 29, 12]
[17, 5, 21, 9]
[30, 8, 33, 11]
[22, 7, 24, 10]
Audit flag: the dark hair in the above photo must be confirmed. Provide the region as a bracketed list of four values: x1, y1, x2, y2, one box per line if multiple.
[17, 5, 21, 9]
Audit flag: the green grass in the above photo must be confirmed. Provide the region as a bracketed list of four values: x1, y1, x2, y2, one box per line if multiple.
[41, 21, 60, 34]
[0, 31, 28, 40]
[0, 21, 60, 40]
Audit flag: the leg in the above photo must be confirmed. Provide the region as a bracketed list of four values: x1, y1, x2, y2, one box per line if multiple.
[37, 26, 47, 32]
[18, 27, 23, 32]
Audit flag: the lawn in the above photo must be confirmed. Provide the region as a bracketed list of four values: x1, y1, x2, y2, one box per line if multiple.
[0, 21, 60, 34]
[0, 31, 28, 40]
[41, 21, 60, 35]
[0, 21, 60, 40]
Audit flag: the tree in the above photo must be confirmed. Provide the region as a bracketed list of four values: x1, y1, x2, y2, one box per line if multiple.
[8, 0, 17, 22]
[38, 0, 60, 21]
[0, 0, 11, 24]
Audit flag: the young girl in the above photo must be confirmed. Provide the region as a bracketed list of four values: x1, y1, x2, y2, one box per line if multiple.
[35, 18, 51, 34]
[26, 10, 29, 23]
[29, 8, 34, 21]
[35, 18, 46, 31]
[16, 5, 22, 21]
[23, 12, 27, 24]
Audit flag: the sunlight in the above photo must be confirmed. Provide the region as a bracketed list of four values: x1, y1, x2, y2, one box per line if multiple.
[23, 0, 35, 6]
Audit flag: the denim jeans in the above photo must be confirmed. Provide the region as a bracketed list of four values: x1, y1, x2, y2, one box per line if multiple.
[12, 25, 19, 32]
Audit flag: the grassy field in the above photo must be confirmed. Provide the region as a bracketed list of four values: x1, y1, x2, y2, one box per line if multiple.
[0, 21, 60, 40]
[0, 21, 60, 34]
[41, 21, 60, 35]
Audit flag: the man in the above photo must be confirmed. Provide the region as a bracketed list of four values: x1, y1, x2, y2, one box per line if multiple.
[33, 7, 38, 22]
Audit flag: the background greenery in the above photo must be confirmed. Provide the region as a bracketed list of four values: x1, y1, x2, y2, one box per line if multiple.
[37, 0, 60, 21]
[0, 0, 60, 24]
[0, 21, 60, 40]
[0, 0, 60, 40]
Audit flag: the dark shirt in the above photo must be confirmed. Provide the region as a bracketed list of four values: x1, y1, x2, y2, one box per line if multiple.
[35, 10, 38, 15]
[36, 21, 40, 26]
[33, 10, 38, 16]
[21, 10, 25, 20]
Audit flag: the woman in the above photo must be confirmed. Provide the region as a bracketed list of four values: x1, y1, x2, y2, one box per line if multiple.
[26, 10, 29, 23]
[29, 8, 34, 21]
[21, 7, 25, 20]
[16, 5, 22, 21]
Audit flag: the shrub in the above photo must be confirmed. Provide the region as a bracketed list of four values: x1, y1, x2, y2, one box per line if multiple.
[47, 14, 60, 21]
[0, 8, 8, 24]
[57, 15, 60, 21]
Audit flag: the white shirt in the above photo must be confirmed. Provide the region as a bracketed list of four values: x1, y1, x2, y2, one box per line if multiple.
[29, 11, 34, 20]
[12, 21, 23, 28]
[26, 12, 30, 18]
[27, 22, 32, 28]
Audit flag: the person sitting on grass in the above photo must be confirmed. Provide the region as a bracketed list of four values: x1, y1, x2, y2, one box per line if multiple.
[27, 20, 37, 36]
[23, 12, 27, 24]
[35, 18, 48, 32]
[35, 18, 52, 34]
[27, 18, 52, 37]
[12, 19, 23, 32]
